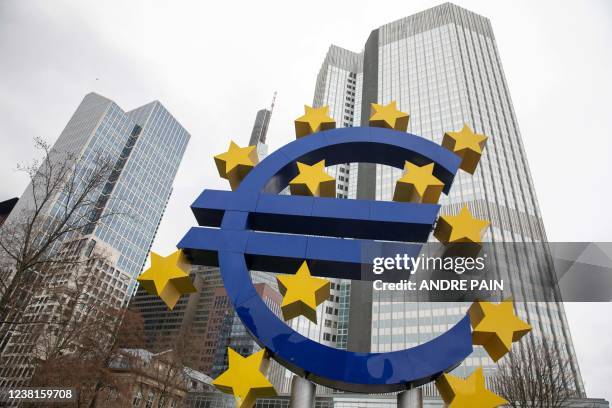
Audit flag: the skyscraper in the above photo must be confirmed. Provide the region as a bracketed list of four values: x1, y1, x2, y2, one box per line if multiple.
[311, 2, 585, 400]
[248, 92, 277, 161]
[128, 266, 213, 369]
[130, 100, 290, 391]
[3, 92, 190, 293]
[0, 92, 190, 387]
[310, 46, 363, 354]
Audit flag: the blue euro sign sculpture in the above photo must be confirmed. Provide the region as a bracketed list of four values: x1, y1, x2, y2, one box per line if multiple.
[178, 126, 473, 392]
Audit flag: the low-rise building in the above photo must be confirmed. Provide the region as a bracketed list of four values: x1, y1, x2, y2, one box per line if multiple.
[100, 348, 214, 408]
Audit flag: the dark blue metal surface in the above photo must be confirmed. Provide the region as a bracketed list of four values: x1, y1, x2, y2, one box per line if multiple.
[178, 227, 424, 280]
[191, 191, 441, 242]
[178, 127, 472, 392]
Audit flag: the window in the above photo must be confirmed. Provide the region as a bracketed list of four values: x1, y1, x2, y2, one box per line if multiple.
[132, 391, 142, 407]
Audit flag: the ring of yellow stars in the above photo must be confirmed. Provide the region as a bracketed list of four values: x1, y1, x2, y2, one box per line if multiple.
[136, 250, 197, 310]
[276, 261, 330, 323]
[212, 348, 277, 408]
[434, 205, 490, 245]
[393, 162, 445, 204]
[442, 124, 488, 174]
[294, 105, 336, 138]
[214, 141, 259, 190]
[436, 367, 508, 408]
[289, 160, 336, 197]
[369, 101, 410, 131]
[468, 299, 532, 362]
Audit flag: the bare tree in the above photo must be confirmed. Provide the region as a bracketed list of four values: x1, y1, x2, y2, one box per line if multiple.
[0, 137, 118, 329]
[84, 309, 148, 408]
[21, 251, 127, 406]
[26, 309, 146, 408]
[0, 137, 129, 392]
[96, 348, 194, 408]
[110, 328, 199, 408]
[491, 339, 580, 408]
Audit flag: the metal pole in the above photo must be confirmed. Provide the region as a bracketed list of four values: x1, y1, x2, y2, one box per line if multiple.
[289, 376, 315, 408]
[397, 388, 423, 408]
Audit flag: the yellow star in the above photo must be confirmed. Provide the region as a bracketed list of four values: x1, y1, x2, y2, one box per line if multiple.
[468, 299, 532, 362]
[393, 162, 445, 204]
[369, 101, 410, 131]
[276, 261, 330, 323]
[294, 105, 336, 138]
[442, 124, 488, 174]
[289, 160, 336, 197]
[212, 348, 277, 408]
[434, 205, 490, 244]
[214, 141, 259, 190]
[436, 367, 508, 407]
[136, 251, 197, 310]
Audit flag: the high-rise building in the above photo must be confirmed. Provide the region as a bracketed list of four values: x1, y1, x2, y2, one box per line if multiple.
[3, 92, 190, 294]
[309, 46, 363, 357]
[129, 266, 212, 367]
[310, 2, 587, 401]
[130, 265, 237, 373]
[130, 100, 290, 390]
[0, 92, 189, 388]
[130, 266, 289, 391]
[210, 284, 284, 384]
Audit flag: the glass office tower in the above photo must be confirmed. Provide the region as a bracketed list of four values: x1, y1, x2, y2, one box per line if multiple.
[4, 92, 190, 292]
[92, 94, 190, 293]
[277, 45, 363, 365]
[0, 92, 190, 387]
[311, 2, 585, 399]
[309, 45, 363, 355]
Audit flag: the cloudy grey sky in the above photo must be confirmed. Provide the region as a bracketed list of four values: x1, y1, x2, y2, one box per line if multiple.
[1, 0, 611, 400]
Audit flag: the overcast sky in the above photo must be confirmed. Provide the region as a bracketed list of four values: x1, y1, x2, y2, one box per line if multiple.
[1, 0, 611, 401]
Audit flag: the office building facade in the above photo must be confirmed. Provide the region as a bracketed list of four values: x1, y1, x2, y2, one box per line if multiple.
[131, 102, 292, 390]
[2, 92, 190, 294]
[0, 93, 189, 388]
[309, 2, 585, 400]
[130, 265, 289, 391]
